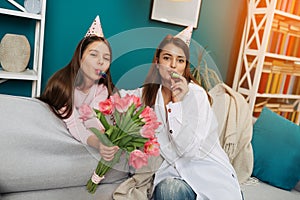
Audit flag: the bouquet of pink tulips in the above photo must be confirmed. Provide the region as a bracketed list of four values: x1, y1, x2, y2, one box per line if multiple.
[82, 93, 161, 194]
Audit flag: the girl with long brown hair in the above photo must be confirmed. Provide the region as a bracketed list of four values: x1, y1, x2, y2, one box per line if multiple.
[39, 16, 119, 162]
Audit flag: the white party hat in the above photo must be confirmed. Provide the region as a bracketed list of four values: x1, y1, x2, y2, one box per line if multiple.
[174, 25, 193, 46]
[85, 15, 104, 37]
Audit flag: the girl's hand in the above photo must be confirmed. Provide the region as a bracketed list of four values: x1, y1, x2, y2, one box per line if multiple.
[98, 142, 119, 161]
[170, 72, 189, 102]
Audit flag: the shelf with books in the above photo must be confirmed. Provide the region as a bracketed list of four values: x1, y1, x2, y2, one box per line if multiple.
[244, 58, 300, 96]
[233, 0, 300, 125]
[276, 0, 300, 16]
[253, 98, 300, 124]
[266, 11, 300, 56]
[258, 60, 300, 95]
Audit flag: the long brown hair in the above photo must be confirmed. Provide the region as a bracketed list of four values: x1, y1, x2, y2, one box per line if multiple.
[39, 36, 116, 119]
[142, 34, 202, 107]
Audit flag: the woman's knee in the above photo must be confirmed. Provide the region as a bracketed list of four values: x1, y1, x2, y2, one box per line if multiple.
[153, 178, 196, 200]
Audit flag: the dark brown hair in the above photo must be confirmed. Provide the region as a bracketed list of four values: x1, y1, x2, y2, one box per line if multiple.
[39, 36, 116, 119]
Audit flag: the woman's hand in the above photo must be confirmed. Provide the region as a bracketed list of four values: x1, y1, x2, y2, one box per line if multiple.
[170, 72, 189, 102]
[87, 134, 119, 161]
[98, 141, 119, 161]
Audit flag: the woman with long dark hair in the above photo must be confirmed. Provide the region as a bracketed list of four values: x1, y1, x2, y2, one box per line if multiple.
[118, 26, 243, 200]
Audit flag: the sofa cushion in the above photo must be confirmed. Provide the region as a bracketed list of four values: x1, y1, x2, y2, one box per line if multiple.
[251, 107, 300, 190]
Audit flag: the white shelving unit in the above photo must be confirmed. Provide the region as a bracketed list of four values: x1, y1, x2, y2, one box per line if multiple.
[232, 0, 300, 124]
[0, 0, 46, 97]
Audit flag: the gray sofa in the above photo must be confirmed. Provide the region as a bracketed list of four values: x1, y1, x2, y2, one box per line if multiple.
[0, 94, 127, 200]
[0, 94, 299, 200]
[241, 180, 300, 200]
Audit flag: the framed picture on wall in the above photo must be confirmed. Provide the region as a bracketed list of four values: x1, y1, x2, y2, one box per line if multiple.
[151, 0, 202, 28]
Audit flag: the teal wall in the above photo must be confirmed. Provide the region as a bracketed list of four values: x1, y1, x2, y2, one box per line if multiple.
[0, 0, 246, 97]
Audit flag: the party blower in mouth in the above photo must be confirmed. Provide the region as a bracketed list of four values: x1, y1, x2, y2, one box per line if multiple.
[171, 72, 180, 78]
[99, 70, 107, 79]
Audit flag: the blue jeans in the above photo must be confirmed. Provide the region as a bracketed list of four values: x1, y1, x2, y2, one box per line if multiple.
[153, 178, 196, 200]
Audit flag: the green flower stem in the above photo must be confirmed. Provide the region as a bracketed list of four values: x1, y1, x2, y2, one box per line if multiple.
[111, 131, 128, 144]
[119, 105, 135, 130]
[122, 120, 144, 135]
[126, 124, 142, 134]
[120, 117, 143, 134]
[86, 150, 122, 194]
[118, 135, 133, 147]
[120, 122, 133, 134]
[127, 104, 136, 117]
[131, 105, 145, 121]
[109, 126, 119, 142]
[114, 111, 121, 126]
[122, 130, 142, 137]
[86, 158, 111, 193]
[99, 113, 110, 130]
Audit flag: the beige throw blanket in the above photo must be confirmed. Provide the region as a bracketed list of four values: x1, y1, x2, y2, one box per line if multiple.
[113, 156, 163, 200]
[209, 83, 254, 184]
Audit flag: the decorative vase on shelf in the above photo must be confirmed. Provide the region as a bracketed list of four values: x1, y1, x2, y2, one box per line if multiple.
[0, 34, 31, 73]
[24, 0, 42, 14]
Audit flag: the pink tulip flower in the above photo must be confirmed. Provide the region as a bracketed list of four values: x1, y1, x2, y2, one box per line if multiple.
[130, 94, 141, 108]
[140, 106, 158, 123]
[110, 94, 131, 113]
[79, 104, 94, 121]
[140, 124, 156, 138]
[129, 149, 148, 169]
[144, 138, 160, 157]
[98, 99, 114, 115]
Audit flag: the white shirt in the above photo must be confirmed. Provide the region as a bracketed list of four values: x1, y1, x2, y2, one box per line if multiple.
[120, 83, 243, 200]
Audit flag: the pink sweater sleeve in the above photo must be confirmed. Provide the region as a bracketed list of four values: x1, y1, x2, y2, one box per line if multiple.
[63, 109, 93, 145]
[62, 84, 108, 145]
